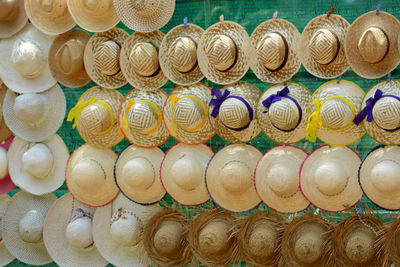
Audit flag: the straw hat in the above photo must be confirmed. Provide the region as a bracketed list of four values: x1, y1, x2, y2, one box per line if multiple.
[249, 18, 301, 83]
[0, 85, 13, 142]
[114, 144, 166, 205]
[163, 83, 215, 144]
[93, 193, 163, 267]
[120, 30, 168, 91]
[256, 82, 311, 144]
[0, 137, 16, 194]
[118, 88, 169, 148]
[382, 218, 400, 265]
[307, 79, 365, 146]
[49, 29, 91, 88]
[159, 23, 204, 85]
[198, 20, 250, 85]
[161, 143, 213, 206]
[3, 84, 66, 142]
[255, 145, 310, 213]
[205, 144, 262, 212]
[0, 24, 56, 93]
[344, 11, 400, 79]
[209, 82, 261, 143]
[66, 144, 119, 207]
[67, 86, 124, 148]
[2, 191, 56, 265]
[300, 145, 363, 212]
[0, 0, 27, 39]
[0, 195, 14, 266]
[299, 14, 350, 79]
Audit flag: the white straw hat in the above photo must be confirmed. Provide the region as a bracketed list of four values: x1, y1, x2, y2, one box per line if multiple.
[0, 137, 16, 194]
[0, 0, 28, 39]
[0, 195, 14, 266]
[0, 85, 13, 143]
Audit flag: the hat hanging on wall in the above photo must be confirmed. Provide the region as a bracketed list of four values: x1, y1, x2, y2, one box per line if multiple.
[0, 84, 13, 142]
[0, 137, 16, 194]
[382, 218, 400, 265]
[0, 195, 14, 266]
[0, 0, 27, 39]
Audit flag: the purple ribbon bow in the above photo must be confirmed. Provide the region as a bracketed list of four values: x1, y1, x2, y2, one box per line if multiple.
[262, 86, 290, 113]
[353, 89, 383, 125]
[71, 208, 93, 222]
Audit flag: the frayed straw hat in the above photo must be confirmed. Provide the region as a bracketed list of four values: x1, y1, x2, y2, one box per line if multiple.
[0, 0, 27, 39]
[381, 218, 400, 265]
[0, 137, 16, 194]
[0, 85, 13, 143]
[0, 195, 14, 266]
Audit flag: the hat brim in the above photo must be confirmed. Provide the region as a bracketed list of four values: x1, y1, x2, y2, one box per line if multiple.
[0, 85, 14, 142]
[0, 137, 16, 194]
[0, 0, 27, 39]
[0, 195, 14, 266]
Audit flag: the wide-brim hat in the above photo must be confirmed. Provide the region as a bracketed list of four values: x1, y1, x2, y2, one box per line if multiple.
[0, 137, 16, 194]
[0, 195, 14, 266]
[0, 0, 27, 39]
[300, 145, 363, 212]
[256, 81, 311, 144]
[0, 85, 13, 143]
[383, 219, 400, 265]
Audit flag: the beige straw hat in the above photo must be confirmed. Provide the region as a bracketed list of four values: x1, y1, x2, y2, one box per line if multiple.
[66, 144, 119, 207]
[205, 144, 262, 212]
[161, 143, 213, 206]
[0, 85, 13, 142]
[114, 144, 166, 205]
[0, 0, 27, 39]
[382, 218, 400, 265]
[345, 11, 400, 79]
[0, 137, 16, 195]
[2, 191, 56, 265]
[0, 195, 14, 266]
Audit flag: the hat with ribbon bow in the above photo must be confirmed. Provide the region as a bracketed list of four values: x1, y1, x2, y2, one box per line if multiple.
[0, 0, 27, 39]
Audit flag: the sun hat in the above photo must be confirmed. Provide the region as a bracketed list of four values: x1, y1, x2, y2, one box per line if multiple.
[0, 137, 16, 194]
[306, 79, 365, 146]
[255, 145, 310, 213]
[209, 81, 261, 143]
[161, 143, 213, 206]
[0, 0, 27, 39]
[66, 144, 119, 207]
[344, 11, 400, 79]
[381, 218, 400, 265]
[256, 82, 311, 144]
[2, 191, 56, 265]
[0, 195, 14, 266]
[114, 144, 166, 205]
[118, 88, 169, 148]
[3, 84, 66, 142]
[198, 20, 250, 85]
[163, 83, 215, 144]
[49, 29, 91, 88]
[0, 85, 13, 143]
[205, 144, 262, 212]
[67, 86, 124, 148]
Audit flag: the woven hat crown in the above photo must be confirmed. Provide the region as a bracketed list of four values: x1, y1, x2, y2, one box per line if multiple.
[55, 39, 85, 75]
[372, 97, 400, 130]
[71, 159, 106, 191]
[78, 103, 111, 135]
[293, 230, 323, 264]
[81, 0, 112, 16]
[110, 210, 141, 246]
[370, 160, 400, 193]
[0, 0, 18, 21]
[36, 0, 66, 17]
[309, 29, 340, 65]
[248, 222, 277, 258]
[170, 156, 202, 191]
[0, 147, 7, 179]
[199, 220, 230, 255]
[168, 37, 198, 73]
[153, 220, 183, 256]
[257, 32, 287, 71]
[127, 102, 158, 133]
[22, 143, 53, 180]
[65, 216, 93, 249]
[94, 40, 121, 76]
[12, 40, 46, 79]
[130, 0, 161, 16]
[206, 34, 237, 72]
[121, 157, 154, 190]
[320, 98, 354, 129]
[314, 159, 348, 196]
[19, 210, 44, 243]
[14, 93, 48, 126]
[266, 159, 299, 197]
[219, 98, 250, 129]
[269, 98, 300, 131]
[130, 42, 159, 77]
[358, 27, 389, 64]
[220, 161, 251, 193]
[172, 97, 205, 130]
[345, 229, 375, 264]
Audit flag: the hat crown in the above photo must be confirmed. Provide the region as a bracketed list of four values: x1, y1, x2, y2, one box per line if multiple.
[248, 222, 277, 258]
[14, 93, 48, 125]
[81, 0, 111, 16]
[128, 102, 158, 133]
[219, 98, 250, 129]
[65, 217, 93, 249]
[171, 156, 202, 191]
[267, 161, 299, 198]
[370, 160, 400, 193]
[72, 159, 105, 190]
[294, 231, 323, 264]
[345, 230, 375, 264]
[358, 27, 389, 64]
[320, 98, 353, 130]
[110, 212, 140, 246]
[130, 0, 161, 16]
[172, 97, 205, 130]
[0, 0, 17, 21]
[206, 34, 237, 72]
[169, 37, 198, 73]
[269, 98, 300, 131]
[199, 220, 230, 255]
[154, 220, 183, 256]
[78, 103, 112, 135]
[22, 143, 53, 179]
[94, 40, 121, 76]
[257, 32, 287, 71]
[372, 97, 400, 130]
[309, 29, 339, 65]
[12, 40, 46, 79]
[130, 42, 159, 77]
[19, 210, 44, 243]
[122, 158, 154, 190]
[314, 160, 348, 196]
[221, 161, 251, 193]
[0, 147, 8, 179]
[56, 39, 85, 75]
[38, 0, 65, 16]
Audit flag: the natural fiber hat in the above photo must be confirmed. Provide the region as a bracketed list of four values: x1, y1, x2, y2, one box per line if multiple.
[249, 18, 301, 83]
[2, 191, 56, 265]
[118, 88, 169, 148]
[0, 137, 16, 194]
[120, 31, 167, 91]
[0, 85, 13, 143]
[209, 82, 261, 143]
[67, 86, 124, 148]
[0, 24, 56, 94]
[84, 28, 129, 89]
[299, 14, 350, 79]
[0, 0, 27, 39]
[159, 23, 204, 85]
[49, 29, 91, 88]
[0, 195, 14, 266]
[205, 144, 262, 212]
[382, 218, 400, 265]
[198, 20, 250, 85]
[306, 79, 365, 146]
[161, 143, 213, 206]
[345, 11, 400, 79]
[114, 145, 166, 205]
[66, 144, 119, 207]
[163, 83, 215, 144]
[300, 145, 363, 212]
[256, 82, 311, 144]
[255, 145, 310, 213]
[3, 84, 66, 142]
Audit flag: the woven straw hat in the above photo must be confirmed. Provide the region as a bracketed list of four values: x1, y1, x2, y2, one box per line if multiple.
[0, 195, 14, 266]
[307, 79, 365, 146]
[209, 81, 261, 143]
[300, 145, 363, 212]
[3, 84, 66, 142]
[256, 82, 311, 144]
[0, 85, 13, 143]
[163, 83, 215, 144]
[0, 0, 27, 39]
[118, 88, 169, 148]
[382, 218, 400, 265]
[68, 86, 124, 148]
[299, 14, 350, 79]
[206, 144, 262, 212]
[0, 24, 56, 94]
[43, 193, 107, 267]
[255, 145, 310, 213]
[114, 144, 166, 205]
[249, 18, 301, 83]
[66, 144, 119, 207]
[161, 143, 213, 206]
[120, 30, 167, 91]
[345, 11, 400, 79]
[2, 191, 56, 265]
[0, 137, 16, 194]
[49, 29, 91, 88]
[198, 20, 250, 85]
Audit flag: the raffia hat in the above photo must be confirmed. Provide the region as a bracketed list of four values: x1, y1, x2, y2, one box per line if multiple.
[0, 137, 16, 194]
[66, 144, 119, 207]
[205, 144, 262, 212]
[0, 0, 27, 39]
[382, 218, 400, 265]
[255, 145, 310, 213]
[114, 144, 166, 205]
[256, 82, 311, 144]
[0, 195, 14, 266]
[209, 82, 261, 143]
[2, 191, 56, 265]
[307, 79, 365, 146]
[0, 85, 13, 143]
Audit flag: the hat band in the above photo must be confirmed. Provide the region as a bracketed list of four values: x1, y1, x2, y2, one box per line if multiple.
[69, 208, 95, 249]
